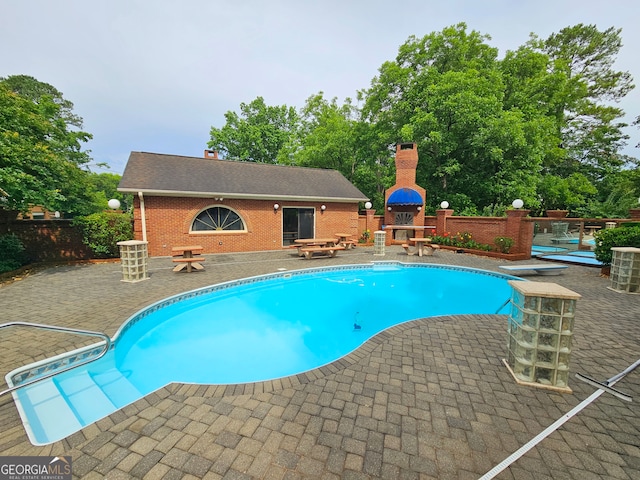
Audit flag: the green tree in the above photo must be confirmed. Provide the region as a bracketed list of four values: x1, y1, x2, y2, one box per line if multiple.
[538, 172, 598, 213]
[279, 93, 391, 212]
[208, 96, 298, 163]
[533, 25, 634, 180]
[0, 76, 95, 216]
[361, 23, 552, 211]
[87, 172, 132, 212]
[279, 93, 359, 176]
[581, 167, 640, 217]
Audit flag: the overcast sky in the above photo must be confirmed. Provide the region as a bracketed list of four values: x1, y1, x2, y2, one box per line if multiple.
[3, 0, 640, 174]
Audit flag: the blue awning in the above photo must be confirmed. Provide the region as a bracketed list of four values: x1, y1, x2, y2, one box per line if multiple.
[387, 188, 423, 205]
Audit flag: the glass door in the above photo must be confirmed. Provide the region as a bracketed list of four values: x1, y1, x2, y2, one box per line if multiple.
[282, 208, 315, 245]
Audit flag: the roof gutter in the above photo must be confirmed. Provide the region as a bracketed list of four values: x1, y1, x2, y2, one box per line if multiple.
[119, 188, 368, 203]
[138, 192, 147, 243]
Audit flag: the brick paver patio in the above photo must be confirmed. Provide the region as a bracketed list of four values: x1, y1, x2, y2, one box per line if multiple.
[0, 246, 639, 479]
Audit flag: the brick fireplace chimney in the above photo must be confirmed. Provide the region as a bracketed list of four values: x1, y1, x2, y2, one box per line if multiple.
[395, 142, 418, 186]
[204, 149, 219, 159]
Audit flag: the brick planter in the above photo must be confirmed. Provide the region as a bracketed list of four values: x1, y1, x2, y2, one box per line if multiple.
[437, 245, 530, 261]
[545, 210, 569, 218]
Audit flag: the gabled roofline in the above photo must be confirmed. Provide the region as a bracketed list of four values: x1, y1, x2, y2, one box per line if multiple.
[118, 188, 368, 203]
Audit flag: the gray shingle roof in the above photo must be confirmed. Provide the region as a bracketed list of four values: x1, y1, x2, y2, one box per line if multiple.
[118, 152, 368, 202]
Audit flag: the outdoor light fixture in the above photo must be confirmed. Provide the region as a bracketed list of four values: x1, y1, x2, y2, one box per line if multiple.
[365, 201, 372, 209]
[320, 204, 327, 212]
[387, 206, 392, 211]
[417, 206, 422, 211]
[273, 203, 279, 212]
[512, 198, 524, 209]
[108, 199, 121, 210]
[440, 201, 449, 209]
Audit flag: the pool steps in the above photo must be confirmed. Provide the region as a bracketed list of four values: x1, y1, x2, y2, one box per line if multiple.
[18, 368, 141, 444]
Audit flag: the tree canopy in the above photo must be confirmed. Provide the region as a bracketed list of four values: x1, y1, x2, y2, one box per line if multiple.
[208, 96, 298, 163]
[208, 23, 637, 216]
[0, 75, 100, 216]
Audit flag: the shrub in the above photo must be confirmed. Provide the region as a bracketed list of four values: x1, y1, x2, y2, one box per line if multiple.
[494, 236, 515, 254]
[73, 212, 133, 258]
[594, 225, 640, 265]
[0, 233, 27, 273]
[431, 232, 492, 251]
[431, 233, 453, 246]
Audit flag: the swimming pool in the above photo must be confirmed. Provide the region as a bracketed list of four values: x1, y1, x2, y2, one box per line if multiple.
[8, 262, 519, 445]
[566, 238, 596, 246]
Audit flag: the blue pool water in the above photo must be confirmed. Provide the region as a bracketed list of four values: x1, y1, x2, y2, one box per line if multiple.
[9, 262, 517, 445]
[566, 238, 596, 246]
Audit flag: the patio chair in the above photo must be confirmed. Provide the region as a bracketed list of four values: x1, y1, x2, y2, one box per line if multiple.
[551, 222, 574, 243]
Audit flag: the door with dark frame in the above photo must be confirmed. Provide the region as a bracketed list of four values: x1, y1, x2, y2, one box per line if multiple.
[282, 207, 315, 245]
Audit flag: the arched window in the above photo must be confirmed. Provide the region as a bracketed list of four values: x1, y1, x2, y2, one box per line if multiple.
[191, 206, 246, 232]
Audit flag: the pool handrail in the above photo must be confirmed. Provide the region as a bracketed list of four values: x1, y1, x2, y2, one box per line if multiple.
[0, 321, 112, 398]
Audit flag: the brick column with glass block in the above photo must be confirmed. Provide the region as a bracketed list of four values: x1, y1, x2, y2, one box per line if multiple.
[609, 247, 640, 294]
[504, 280, 581, 393]
[373, 230, 386, 256]
[117, 240, 149, 283]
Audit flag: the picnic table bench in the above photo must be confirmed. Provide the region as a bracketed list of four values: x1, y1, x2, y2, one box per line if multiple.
[172, 256, 206, 272]
[172, 245, 205, 272]
[299, 245, 345, 259]
[294, 238, 340, 256]
[402, 238, 440, 257]
[498, 264, 568, 275]
[335, 233, 357, 249]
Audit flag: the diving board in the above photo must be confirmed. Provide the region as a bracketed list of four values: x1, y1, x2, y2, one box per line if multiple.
[499, 264, 568, 275]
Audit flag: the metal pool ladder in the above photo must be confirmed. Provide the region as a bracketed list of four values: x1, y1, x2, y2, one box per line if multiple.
[0, 321, 112, 398]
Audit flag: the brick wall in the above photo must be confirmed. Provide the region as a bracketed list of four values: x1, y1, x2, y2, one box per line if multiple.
[436, 210, 534, 255]
[445, 217, 508, 246]
[135, 196, 361, 257]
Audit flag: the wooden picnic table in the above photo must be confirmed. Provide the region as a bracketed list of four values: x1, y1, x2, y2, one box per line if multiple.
[171, 245, 205, 272]
[293, 238, 339, 256]
[403, 237, 435, 257]
[334, 233, 356, 249]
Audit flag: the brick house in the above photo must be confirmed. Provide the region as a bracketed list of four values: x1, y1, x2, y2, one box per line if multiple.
[118, 151, 368, 257]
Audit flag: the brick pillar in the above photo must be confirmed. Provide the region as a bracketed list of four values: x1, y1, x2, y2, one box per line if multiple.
[505, 209, 532, 255]
[365, 208, 375, 235]
[436, 209, 453, 236]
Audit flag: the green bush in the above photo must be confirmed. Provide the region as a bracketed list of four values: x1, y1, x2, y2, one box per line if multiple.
[73, 212, 134, 258]
[0, 233, 27, 273]
[594, 225, 640, 265]
[430, 232, 493, 251]
[494, 236, 515, 254]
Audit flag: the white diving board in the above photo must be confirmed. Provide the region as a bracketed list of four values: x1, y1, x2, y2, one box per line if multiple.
[498, 264, 568, 275]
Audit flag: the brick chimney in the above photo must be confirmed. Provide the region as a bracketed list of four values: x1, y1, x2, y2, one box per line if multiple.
[204, 149, 219, 159]
[395, 142, 418, 186]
